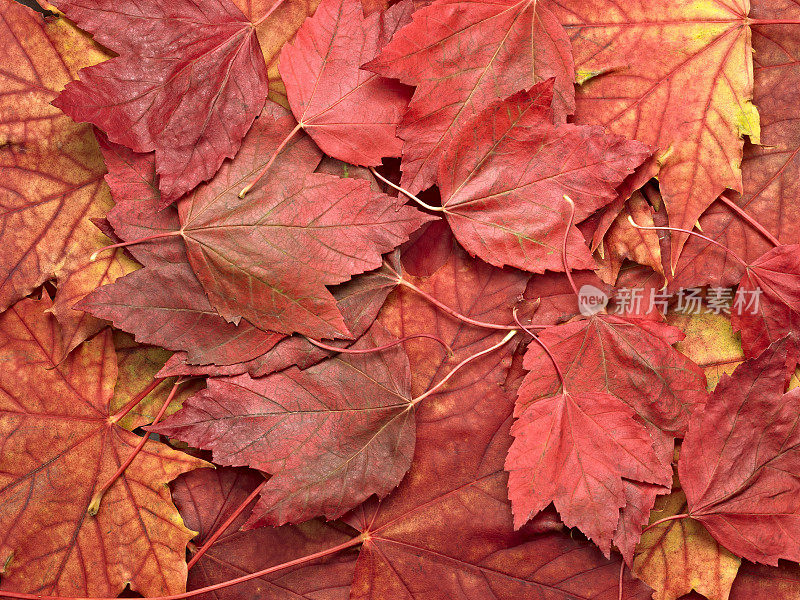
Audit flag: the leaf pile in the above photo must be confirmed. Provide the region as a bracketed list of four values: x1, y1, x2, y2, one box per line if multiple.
[1, 0, 799, 598]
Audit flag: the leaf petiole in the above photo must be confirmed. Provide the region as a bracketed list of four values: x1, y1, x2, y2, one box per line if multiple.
[718, 194, 780, 247]
[627, 216, 750, 268]
[369, 167, 445, 212]
[89, 379, 185, 516]
[238, 122, 303, 198]
[186, 478, 268, 570]
[90, 231, 183, 261]
[411, 330, 517, 405]
[306, 333, 453, 356]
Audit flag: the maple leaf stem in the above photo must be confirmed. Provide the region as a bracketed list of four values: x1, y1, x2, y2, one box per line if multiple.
[89, 231, 183, 261]
[186, 478, 268, 570]
[412, 330, 517, 405]
[627, 216, 750, 268]
[513, 308, 567, 392]
[718, 194, 781, 247]
[639, 512, 690, 535]
[108, 376, 166, 424]
[238, 122, 303, 198]
[306, 333, 453, 356]
[0, 534, 366, 600]
[398, 280, 522, 331]
[749, 18, 800, 25]
[87, 379, 185, 517]
[369, 167, 445, 212]
[561, 196, 580, 298]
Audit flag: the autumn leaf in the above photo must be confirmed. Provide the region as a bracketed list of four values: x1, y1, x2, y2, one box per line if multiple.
[552, 0, 760, 267]
[159, 257, 401, 378]
[633, 490, 741, 600]
[51, 0, 273, 203]
[177, 103, 432, 338]
[110, 331, 204, 431]
[341, 243, 651, 600]
[153, 322, 414, 526]
[679, 335, 800, 565]
[0, 1, 123, 317]
[280, 0, 412, 165]
[670, 4, 800, 289]
[507, 385, 669, 554]
[172, 467, 357, 600]
[666, 310, 744, 391]
[515, 314, 707, 557]
[97, 134, 187, 267]
[0, 296, 207, 597]
[76, 261, 286, 366]
[730, 244, 800, 360]
[438, 82, 651, 274]
[594, 191, 664, 285]
[365, 0, 576, 193]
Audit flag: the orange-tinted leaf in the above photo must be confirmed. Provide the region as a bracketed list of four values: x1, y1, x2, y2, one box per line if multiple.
[246, 0, 322, 107]
[52, 0, 271, 202]
[173, 467, 356, 600]
[679, 336, 800, 565]
[438, 83, 651, 274]
[177, 104, 432, 338]
[280, 0, 411, 165]
[50, 237, 138, 359]
[670, 3, 800, 289]
[554, 0, 760, 267]
[666, 310, 744, 391]
[0, 1, 117, 314]
[0, 296, 206, 597]
[633, 490, 741, 600]
[366, 0, 576, 193]
[595, 191, 663, 285]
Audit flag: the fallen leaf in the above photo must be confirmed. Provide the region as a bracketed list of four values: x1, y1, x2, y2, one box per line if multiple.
[0, 296, 206, 597]
[507, 386, 669, 554]
[52, 0, 271, 202]
[178, 103, 432, 338]
[366, 0, 576, 193]
[553, 0, 759, 267]
[0, 1, 116, 313]
[679, 336, 800, 565]
[670, 2, 800, 289]
[154, 322, 415, 526]
[666, 310, 744, 391]
[633, 490, 741, 600]
[77, 261, 285, 366]
[280, 0, 412, 164]
[438, 83, 651, 273]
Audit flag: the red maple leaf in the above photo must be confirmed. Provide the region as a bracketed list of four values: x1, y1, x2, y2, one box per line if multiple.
[679, 335, 800, 565]
[365, 0, 576, 193]
[280, 0, 412, 165]
[51, 0, 275, 203]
